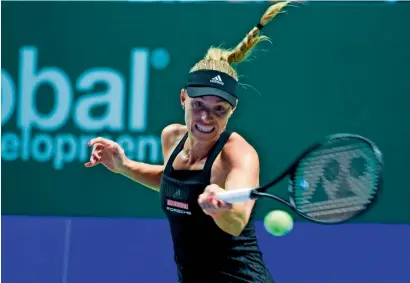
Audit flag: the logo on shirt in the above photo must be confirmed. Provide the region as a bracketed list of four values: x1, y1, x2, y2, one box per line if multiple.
[167, 199, 189, 210]
[166, 199, 191, 215]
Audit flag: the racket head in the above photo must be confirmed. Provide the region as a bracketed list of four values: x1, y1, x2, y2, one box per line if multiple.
[287, 134, 383, 224]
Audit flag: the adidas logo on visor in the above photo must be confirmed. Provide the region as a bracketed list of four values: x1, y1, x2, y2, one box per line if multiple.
[210, 75, 224, 85]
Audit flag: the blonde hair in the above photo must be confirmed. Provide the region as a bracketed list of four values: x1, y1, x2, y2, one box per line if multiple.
[190, 1, 294, 81]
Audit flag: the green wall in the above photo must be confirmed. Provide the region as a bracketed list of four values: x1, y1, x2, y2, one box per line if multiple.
[2, 1, 409, 223]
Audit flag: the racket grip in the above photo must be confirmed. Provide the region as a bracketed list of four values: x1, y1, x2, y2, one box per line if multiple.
[214, 188, 254, 203]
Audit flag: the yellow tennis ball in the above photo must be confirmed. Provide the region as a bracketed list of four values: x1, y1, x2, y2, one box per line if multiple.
[264, 210, 294, 236]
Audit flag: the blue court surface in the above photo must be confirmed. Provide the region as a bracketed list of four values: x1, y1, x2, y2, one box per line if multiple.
[2, 216, 409, 283]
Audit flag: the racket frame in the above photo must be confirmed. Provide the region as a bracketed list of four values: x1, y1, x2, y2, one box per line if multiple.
[251, 133, 384, 224]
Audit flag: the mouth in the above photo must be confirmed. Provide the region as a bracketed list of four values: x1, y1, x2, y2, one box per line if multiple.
[195, 124, 215, 134]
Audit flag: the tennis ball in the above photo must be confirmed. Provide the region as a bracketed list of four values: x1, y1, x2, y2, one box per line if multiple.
[264, 210, 294, 236]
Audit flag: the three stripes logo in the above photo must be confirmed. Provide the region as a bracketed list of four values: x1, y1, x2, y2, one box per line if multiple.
[173, 189, 181, 198]
[210, 75, 224, 85]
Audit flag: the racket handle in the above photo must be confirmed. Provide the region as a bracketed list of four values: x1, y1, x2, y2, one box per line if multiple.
[214, 188, 254, 203]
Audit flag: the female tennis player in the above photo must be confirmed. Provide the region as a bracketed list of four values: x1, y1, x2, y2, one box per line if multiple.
[85, 2, 292, 282]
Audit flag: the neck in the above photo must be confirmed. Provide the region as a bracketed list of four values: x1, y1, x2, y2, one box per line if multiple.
[183, 133, 217, 164]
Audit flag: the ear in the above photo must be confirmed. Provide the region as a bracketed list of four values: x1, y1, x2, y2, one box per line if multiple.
[180, 89, 187, 109]
[230, 101, 238, 115]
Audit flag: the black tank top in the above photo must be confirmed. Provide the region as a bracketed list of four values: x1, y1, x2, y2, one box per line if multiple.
[160, 131, 274, 283]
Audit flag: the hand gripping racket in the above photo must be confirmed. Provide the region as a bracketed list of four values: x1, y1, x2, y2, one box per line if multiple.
[215, 134, 383, 224]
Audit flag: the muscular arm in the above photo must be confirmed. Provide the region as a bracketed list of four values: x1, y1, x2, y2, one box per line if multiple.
[212, 134, 260, 236]
[119, 124, 184, 192]
[119, 161, 163, 191]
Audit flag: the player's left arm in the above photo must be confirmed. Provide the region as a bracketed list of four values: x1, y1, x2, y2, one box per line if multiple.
[208, 134, 260, 236]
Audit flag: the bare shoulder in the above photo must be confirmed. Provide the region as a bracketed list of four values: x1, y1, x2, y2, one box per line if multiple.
[221, 132, 260, 169]
[161, 123, 186, 141]
[161, 124, 187, 162]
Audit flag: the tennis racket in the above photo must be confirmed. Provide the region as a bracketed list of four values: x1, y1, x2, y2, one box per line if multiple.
[215, 133, 383, 224]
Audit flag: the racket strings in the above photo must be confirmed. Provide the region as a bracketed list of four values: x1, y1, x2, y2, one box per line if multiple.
[291, 140, 380, 223]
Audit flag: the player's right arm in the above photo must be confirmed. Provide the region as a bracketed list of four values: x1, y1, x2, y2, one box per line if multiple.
[85, 124, 185, 192]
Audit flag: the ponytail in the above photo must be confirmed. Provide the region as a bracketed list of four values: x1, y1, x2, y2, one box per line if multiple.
[190, 1, 295, 80]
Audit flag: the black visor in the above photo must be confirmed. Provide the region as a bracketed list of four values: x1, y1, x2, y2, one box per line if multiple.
[185, 70, 238, 107]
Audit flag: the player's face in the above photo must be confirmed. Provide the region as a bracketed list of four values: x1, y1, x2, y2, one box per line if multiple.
[181, 90, 234, 142]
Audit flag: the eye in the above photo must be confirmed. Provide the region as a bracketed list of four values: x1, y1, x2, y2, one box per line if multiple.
[193, 101, 203, 108]
[215, 106, 227, 114]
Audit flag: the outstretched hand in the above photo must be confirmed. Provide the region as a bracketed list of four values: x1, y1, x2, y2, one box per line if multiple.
[84, 137, 128, 174]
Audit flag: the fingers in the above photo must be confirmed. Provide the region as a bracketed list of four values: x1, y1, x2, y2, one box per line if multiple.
[93, 143, 105, 152]
[200, 185, 223, 212]
[84, 156, 100, 167]
[84, 162, 94, 167]
[88, 137, 114, 148]
[85, 137, 116, 168]
[84, 150, 102, 166]
[84, 143, 104, 167]
[198, 195, 220, 214]
[92, 151, 102, 161]
[204, 184, 219, 194]
[91, 145, 103, 158]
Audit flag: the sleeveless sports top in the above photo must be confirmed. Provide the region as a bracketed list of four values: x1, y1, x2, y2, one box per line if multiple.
[160, 131, 274, 283]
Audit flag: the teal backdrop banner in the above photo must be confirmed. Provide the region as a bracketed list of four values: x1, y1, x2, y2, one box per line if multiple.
[2, 1, 410, 223]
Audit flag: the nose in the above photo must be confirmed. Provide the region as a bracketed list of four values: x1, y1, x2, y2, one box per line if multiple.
[200, 110, 212, 123]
